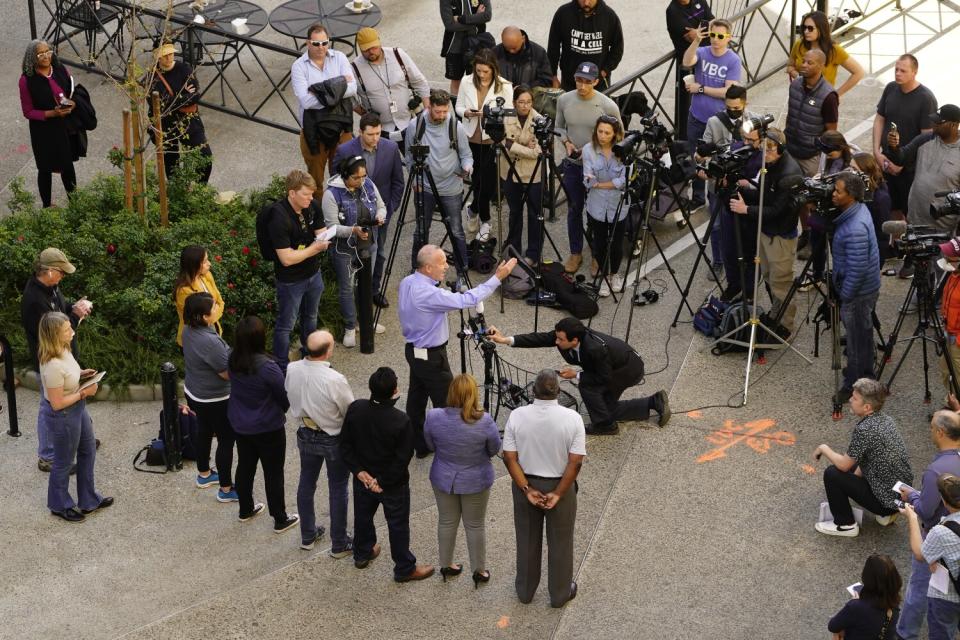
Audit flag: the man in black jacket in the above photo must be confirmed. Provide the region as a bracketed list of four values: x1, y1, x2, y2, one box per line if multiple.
[728, 127, 803, 333]
[339, 367, 434, 582]
[548, 0, 624, 91]
[495, 26, 553, 89]
[665, 0, 713, 139]
[20, 247, 93, 472]
[489, 317, 670, 435]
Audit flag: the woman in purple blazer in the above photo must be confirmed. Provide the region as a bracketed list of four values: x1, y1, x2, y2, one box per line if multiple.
[424, 373, 501, 587]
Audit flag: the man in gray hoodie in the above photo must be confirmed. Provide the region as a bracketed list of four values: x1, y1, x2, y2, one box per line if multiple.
[404, 89, 473, 276]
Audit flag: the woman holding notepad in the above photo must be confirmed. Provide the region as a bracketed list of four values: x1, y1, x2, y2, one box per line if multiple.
[37, 311, 112, 523]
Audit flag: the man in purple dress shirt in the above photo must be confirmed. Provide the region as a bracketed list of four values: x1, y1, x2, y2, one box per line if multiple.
[397, 244, 517, 457]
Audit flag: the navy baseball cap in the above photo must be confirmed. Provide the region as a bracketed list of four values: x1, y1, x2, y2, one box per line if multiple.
[931, 104, 960, 124]
[574, 62, 599, 81]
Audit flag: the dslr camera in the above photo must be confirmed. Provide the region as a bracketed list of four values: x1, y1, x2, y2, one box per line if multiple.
[482, 97, 517, 143]
[931, 189, 960, 220]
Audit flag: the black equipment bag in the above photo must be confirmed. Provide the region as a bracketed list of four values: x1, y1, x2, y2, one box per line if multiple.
[468, 237, 497, 273]
[540, 262, 599, 319]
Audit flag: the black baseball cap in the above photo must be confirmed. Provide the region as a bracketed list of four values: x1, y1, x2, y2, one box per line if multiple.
[931, 104, 960, 124]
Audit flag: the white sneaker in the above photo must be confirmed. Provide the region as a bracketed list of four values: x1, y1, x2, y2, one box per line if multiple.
[465, 207, 480, 234]
[375, 323, 386, 334]
[343, 328, 356, 348]
[611, 274, 624, 293]
[632, 240, 643, 257]
[814, 521, 859, 537]
[875, 513, 899, 527]
[477, 222, 491, 242]
[598, 280, 611, 298]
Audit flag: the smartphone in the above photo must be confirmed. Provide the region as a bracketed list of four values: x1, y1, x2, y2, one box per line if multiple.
[890, 122, 898, 131]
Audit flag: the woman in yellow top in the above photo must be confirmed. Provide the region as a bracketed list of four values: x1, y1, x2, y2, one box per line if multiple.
[786, 10, 864, 97]
[174, 245, 224, 346]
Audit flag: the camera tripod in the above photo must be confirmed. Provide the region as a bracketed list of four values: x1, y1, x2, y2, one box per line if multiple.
[374, 141, 471, 330]
[876, 256, 960, 402]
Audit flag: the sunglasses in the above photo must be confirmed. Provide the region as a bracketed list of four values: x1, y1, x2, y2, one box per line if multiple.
[598, 114, 618, 125]
[309, 39, 330, 47]
[36, 50, 53, 58]
[709, 32, 731, 40]
[802, 24, 817, 32]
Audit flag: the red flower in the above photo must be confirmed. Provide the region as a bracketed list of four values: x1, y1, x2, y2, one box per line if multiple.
[212, 240, 220, 246]
[214, 255, 222, 262]
[229, 229, 238, 237]
[227, 282, 235, 289]
[265, 301, 272, 310]
[17, 235, 25, 242]
[107, 243, 116, 255]
[250, 258, 258, 267]
[242, 246, 250, 255]
[227, 307, 237, 315]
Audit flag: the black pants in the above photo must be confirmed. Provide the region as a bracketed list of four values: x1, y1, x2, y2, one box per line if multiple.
[503, 179, 543, 261]
[469, 141, 496, 223]
[161, 116, 212, 184]
[587, 216, 625, 275]
[186, 397, 235, 488]
[404, 343, 453, 456]
[512, 477, 577, 607]
[353, 478, 417, 578]
[38, 164, 77, 208]
[823, 464, 895, 526]
[235, 428, 287, 524]
[674, 61, 691, 141]
[579, 354, 654, 428]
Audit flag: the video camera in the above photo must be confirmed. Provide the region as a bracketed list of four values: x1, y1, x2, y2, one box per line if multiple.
[931, 189, 960, 220]
[883, 221, 952, 258]
[695, 142, 753, 181]
[482, 97, 517, 143]
[409, 143, 430, 165]
[532, 115, 558, 146]
[614, 115, 673, 161]
[788, 170, 873, 213]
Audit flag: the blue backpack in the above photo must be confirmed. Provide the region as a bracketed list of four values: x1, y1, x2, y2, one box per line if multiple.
[694, 296, 728, 337]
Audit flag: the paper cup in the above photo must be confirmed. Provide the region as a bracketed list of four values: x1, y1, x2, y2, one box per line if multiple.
[683, 74, 695, 86]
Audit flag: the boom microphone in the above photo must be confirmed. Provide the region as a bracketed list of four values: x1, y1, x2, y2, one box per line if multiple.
[935, 190, 955, 198]
[882, 220, 908, 235]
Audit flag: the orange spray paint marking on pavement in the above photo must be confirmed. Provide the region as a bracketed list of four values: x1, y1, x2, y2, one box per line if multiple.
[697, 418, 795, 463]
[801, 464, 817, 475]
[686, 410, 703, 419]
[496, 616, 510, 629]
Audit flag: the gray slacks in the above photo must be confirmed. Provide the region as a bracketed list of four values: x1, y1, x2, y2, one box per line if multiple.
[512, 477, 577, 607]
[433, 487, 490, 572]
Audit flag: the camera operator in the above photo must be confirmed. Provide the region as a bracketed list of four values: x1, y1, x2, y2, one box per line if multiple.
[831, 172, 881, 402]
[938, 239, 960, 403]
[350, 28, 430, 147]
[322, 155, 387, 348]
[694, 84, 758, 289]
[488, 318, 670, 435]
[404, 89, 473, 275]
[887, 104, 960, 232]
[502, 85, 544, 264]
[728, 127, 802, 334]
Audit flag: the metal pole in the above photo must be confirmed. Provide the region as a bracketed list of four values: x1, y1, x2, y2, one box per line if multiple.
[151, 91, 169, 226]
[160, 362, 182, 471]
[1, 336, 20, 437]
[28, 0, 37, 40]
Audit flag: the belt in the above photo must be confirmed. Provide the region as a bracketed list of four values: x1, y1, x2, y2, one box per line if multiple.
[525, 474, 562, 481]
[406, 341, 447, 351]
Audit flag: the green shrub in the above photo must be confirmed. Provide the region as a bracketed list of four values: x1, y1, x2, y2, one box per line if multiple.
[0, 153, 343, 389]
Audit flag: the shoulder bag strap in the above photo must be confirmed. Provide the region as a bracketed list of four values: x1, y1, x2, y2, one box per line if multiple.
[393, 48, 413, 88]
[351, 61, 368, 94]
[156, 72, 176, 98]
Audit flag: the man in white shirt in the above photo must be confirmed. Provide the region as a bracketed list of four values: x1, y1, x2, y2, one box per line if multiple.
[502, 369, 586, 608]
[286, 330, 355, 555]
[352, 27, 430, 146]
[291, 22, 357, 194]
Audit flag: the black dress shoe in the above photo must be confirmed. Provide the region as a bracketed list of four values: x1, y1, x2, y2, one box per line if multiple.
[81, 496, 114, 515]
[552, 581, 578, 607]
[584, 423, 619, 436]
[51, 507, 85, 523]
[373, 293, 390, 308]
[95, 438, 101, 450]
[652, 390, 671, 427]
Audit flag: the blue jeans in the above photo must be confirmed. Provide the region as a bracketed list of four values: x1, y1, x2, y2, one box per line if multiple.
[928, 596, 960, 640]
[296, 427, 350, 551]
[37, 380, 54, 460]
[353, 478, 417, 578]
[45, 400, 101, 513]
[896, 554, 932, 639]
[503, 179, 543, 261]
[413, 191, 468, 275]
[686, 114, 707, 205]
[840, 291, 879, 390]
[330, 238, 377, 331]
[561, 160, 585, 254]
[273, 271, 324, 371]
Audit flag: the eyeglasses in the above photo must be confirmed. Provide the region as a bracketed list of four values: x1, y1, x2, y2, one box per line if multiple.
[709, 32, 730, 40]
[515, 99, 533, 105]
[36, 50, 53, 58]
[802, 24, 817, 32]
[308, 39, 330, 47]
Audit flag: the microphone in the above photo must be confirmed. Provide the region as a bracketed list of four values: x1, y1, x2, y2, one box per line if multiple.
[881, 220, 908, 235]
[459, 282, 487, 336]
[935, 190, 957, 198]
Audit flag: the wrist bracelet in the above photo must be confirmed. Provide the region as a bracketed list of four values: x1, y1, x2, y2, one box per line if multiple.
[521, 484, 530, 494]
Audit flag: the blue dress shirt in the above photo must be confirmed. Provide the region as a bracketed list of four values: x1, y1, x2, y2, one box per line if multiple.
[397, 271, 501, 348]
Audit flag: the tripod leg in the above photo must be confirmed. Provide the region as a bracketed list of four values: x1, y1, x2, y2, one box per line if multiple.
[374, 175, 416, 329]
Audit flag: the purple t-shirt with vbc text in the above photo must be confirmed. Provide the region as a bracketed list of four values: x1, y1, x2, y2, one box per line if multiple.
[690, 46, 742, 124]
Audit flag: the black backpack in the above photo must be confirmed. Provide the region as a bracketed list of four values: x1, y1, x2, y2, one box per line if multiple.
[539, 262, 599, 319]
[256, 202, 281, 263]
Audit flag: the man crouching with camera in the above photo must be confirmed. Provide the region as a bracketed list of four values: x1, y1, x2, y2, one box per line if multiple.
[830, 172, 881, 404]
[728, 127, 802, 335]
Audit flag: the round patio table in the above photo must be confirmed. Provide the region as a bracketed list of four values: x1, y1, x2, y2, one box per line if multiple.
[269, 0, 381, 53]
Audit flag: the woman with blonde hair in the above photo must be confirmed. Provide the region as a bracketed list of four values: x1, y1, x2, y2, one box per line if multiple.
[38, 312, 112, 522]
[423, 373, 501, 587]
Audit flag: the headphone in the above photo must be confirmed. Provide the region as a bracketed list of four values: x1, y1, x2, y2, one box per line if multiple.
[763, 129, 786, 155]
[338, 155, 365, 179]
[633, 289, 659, 306]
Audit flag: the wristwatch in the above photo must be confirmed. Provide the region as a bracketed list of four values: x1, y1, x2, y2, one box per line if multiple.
[698, 86, 705, 94]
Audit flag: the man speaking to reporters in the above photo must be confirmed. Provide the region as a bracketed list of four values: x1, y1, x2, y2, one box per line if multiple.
[488, 317, 669, 435]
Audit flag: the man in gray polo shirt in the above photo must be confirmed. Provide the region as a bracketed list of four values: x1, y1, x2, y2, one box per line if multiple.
[502, 369, 586, 608]
[555, 61, 621, 274]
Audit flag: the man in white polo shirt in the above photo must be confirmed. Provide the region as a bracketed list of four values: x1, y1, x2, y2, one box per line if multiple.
[502, 369, 586, 608]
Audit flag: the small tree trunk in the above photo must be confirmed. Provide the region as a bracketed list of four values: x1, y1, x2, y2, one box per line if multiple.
[151, 91, 169, 227]
[130, 98, 146, 220]
[122, 108, 133, 210]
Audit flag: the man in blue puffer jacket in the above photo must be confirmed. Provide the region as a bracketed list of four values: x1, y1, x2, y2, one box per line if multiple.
[831, 171, 881, 403]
